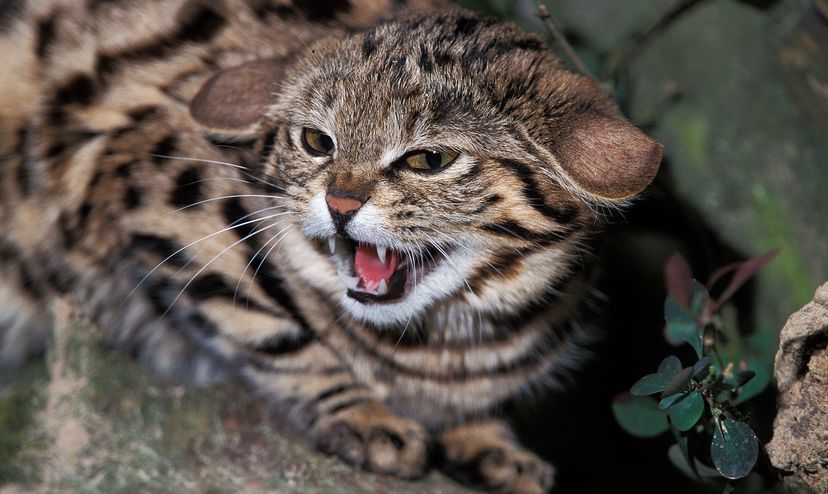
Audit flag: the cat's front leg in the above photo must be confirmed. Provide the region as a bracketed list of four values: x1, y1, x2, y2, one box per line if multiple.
[243, 345, 429, 479]
[436, 419, 555, 494]
[314, 399, 429, 478]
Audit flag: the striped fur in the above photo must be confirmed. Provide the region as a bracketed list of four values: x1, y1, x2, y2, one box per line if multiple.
[0, 1, 660, 492]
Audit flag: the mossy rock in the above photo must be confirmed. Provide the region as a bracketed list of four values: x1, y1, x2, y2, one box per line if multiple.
[0, 303, 472, 494]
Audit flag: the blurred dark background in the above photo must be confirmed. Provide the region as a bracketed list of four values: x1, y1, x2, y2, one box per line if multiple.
[456, 0, 828, 492]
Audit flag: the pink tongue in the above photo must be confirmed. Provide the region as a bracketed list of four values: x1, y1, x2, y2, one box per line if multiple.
[354, 244, 399, 284]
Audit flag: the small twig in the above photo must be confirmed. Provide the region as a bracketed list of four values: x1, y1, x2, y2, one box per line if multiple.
[536, 4, 595, 80]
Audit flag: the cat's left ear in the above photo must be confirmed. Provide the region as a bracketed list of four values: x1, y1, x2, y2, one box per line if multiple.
[189, 58, 286, 139]
[549, 111, 663, 201]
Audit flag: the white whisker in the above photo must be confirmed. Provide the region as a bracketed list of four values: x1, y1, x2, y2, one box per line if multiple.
[152, 153, 285, 191]
[232, 222, 294, 306]
[124, 211, 290, 301]
[246, 225, 295, 308]
[162, 220, 288, 316]
[164, 194, 285, 215]
[182, 177, 253, 186]
[394, 315, 414, 351]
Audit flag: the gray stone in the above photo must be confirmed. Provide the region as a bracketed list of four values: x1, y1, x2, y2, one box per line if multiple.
[766, 282, 828, 494]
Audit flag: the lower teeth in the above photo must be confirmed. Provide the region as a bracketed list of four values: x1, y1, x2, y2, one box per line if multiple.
[339, 273, 360, 290]
[376, 279, 388, 295]
[338, 272, 390, 296]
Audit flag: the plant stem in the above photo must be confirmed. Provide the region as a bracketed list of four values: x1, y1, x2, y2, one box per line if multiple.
[535, 4, 595, 79]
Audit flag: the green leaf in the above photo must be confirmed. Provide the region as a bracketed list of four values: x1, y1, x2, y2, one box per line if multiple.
[664, 295, 703, 357]
[713, 377, 737, 394]
[659, 393, 685, 410]
[662, 366, 695, 398]
[668, 390, 704, 431]
[669, 420, 688, 459]
[736, 370, 755, 386]
[612, 393, 669, 438]
[711, 418, 759, 479]
[734, 363, 770, 405]
[693, 356, 712, 380]
[630, 373, 670, 396]
[667, 443, 697, 479]
[667, 444, 721, 480]
[717, 356, 772, 405]
[689, 280, 710, 316]
[658, 355, 683, 378]
[697, 461, 722, 479]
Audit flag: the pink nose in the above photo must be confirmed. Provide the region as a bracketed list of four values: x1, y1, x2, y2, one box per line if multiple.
[325, 194, 363, 214]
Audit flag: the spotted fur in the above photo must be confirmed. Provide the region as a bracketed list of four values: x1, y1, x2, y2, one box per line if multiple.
[0, 1, 661, 492]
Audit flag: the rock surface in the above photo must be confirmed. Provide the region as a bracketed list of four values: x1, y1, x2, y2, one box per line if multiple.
[0, 300, 473, 494]
[533, 0, 828, 344]
[766, 283, 828, 494]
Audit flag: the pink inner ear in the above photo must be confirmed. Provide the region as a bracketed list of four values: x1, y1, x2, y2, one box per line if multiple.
[552, 113, 663, 200]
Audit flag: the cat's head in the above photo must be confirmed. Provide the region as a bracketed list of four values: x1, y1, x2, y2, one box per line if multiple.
[191, 11, 662, 327]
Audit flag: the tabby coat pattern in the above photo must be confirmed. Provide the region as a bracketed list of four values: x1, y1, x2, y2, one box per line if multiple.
[0, 1, 661, 492]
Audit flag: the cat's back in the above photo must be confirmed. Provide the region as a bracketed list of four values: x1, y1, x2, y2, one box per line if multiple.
[0, 0, 447, 171]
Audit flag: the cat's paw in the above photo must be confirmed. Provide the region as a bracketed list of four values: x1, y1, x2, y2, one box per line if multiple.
[314, 400, 428, 479]
[437, 420, 555, 494]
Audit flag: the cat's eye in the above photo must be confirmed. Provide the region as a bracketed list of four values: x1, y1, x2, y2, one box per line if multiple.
[301, 128, 335, 156]
[403, 150, 459, 171]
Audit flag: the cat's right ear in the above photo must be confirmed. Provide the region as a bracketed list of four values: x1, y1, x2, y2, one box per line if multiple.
[548, 111, 663, 202]
[189, 58, 287, 140]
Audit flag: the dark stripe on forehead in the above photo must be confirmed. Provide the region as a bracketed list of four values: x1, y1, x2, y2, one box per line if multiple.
[453, 15, 481, 37]
[417, 46, 433, 73]
[362, 32, 378, 58]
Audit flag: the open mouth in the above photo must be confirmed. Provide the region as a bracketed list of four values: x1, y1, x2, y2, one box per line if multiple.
[324, 236, 446, 304]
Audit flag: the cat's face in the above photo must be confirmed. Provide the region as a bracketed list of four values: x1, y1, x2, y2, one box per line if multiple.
[264, 13, 661, 327]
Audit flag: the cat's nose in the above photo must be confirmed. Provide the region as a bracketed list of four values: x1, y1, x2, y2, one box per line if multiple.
[325, 193, 363, 215]
[325, 192, 364, 232]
